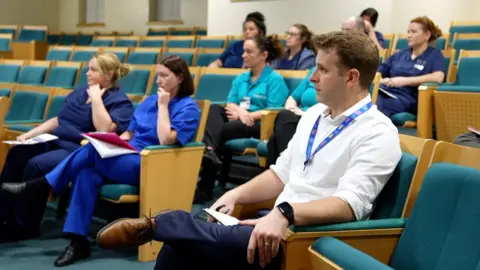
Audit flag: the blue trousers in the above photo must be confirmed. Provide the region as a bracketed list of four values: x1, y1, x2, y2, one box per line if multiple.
[0, 140, 79, 231]
[376, 92, 417, 118]
[153, 210, 282, 270]
[45, 143, 140, 236]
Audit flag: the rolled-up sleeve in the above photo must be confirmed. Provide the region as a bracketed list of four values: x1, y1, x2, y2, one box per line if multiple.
[332, 122, 402, 220]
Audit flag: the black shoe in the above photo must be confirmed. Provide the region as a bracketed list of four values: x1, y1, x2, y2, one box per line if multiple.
[202, 149, 222, 167]
[1, 182, 27, 197]
[54, 244, 91, 267]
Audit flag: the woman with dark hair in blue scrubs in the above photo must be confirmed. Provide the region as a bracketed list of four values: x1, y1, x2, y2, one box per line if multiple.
[208, 12, 266, 68]
[196, 35, 290, 203]
[0, 52, 133, 240]
[2, 55, 201, 267]
[360, 8, 386, 49]
[377, 16, 445, 117]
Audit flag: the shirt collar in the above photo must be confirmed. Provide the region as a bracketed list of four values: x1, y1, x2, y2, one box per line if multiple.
[243, 66, 274, 84]
[321, 95, 372, 120]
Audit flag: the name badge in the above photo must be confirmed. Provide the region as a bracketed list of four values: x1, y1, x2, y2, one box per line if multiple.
[414, 64, 424, 71]
[239, 97, 251, 110]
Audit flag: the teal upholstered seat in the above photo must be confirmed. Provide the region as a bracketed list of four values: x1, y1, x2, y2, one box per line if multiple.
[453, 39, 480, 61]
[17, 29, 46, 41]
[166, 40, 193, 48]
[0, 64, 20, 83]
[75, 66, 88, 88]
[47, 34, 60, 45]
[194, 73, 236, 102]
[224, 138, 261, 153]
[59, 34, 75, 45]
[45, 66, 78, 88]
[196, 53, 221, 67]
[256, 141, 268, 157]
[118, 69, 150, 95]
[0, 88, 11, 97]
[449, 25, 480, 45]
[17, 66, 47, 85]
[195, 40, 225, 48]
[91, 40, 113, 47]
[71, 50, 97, 62]
[76, 34, 93, 46]
[312, 162, 480, 270]
[127, 52, 159, 65]
[5, 90, 49, 123]
[115, 39, 138, 47]
[139, 39, 164, 47]
[46, 50, 71, 61]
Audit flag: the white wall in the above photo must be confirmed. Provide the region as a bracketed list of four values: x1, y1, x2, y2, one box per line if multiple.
[207, 0, 480, 36]
[0, 0, 59, 31]
[59, 0, 208, 34]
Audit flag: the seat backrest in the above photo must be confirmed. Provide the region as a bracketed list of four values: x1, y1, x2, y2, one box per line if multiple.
[195, 40, 225, 49]
[17, 66, 47, 85]
[455, 56, 480, 85]
[91, 39, 113, 47]
[194, 73, 237, 102]
[45, 66, 78, 88]
[196, 53, 221, 67]
[0, 37, 10, 51]
[46, 95, 66, 119]
[453, 39, 480, 60]
[162, 52, 194, 65]
[370, 152, 418, 219]
[116, 39, 138, 47]
[139, 39, 165, 47]
[46, 49, 71, 61]
[390, 162, 480, 270]
[59, 34, 76, 45]
[449, 25, 480, 44]
[395, 38, 408, 50]
[75, 65, 89, 88]
[18, 29, 46, 41]
[127, 52, 159, 65]
[71, 50, 96, 62]
[167, 39, 193, 48]
[118, 69, 151, 95]
[6, 90, 49, 121]
[194, 100, 211, 142]
[76, 34, 93, 46]
[0, 64, 21, 83]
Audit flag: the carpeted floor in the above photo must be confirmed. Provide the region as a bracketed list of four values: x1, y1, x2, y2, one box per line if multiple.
[0, 198, 214, 270]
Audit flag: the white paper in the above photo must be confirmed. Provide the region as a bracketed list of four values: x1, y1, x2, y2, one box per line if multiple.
[468, 127, 480, 136]
[203, 208, 239, 226]
[82, 135, 138, 159]
[379, 88, 399, 99]
[3, 133, 58, 145]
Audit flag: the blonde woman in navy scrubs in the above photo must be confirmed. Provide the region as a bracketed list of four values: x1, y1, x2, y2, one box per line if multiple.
[377, 16, 445, 117]
[209, 12, 266, 68]
[196, 35, 290, 203]
[2, 55, 201, 267]
[0, 53, 133, 242]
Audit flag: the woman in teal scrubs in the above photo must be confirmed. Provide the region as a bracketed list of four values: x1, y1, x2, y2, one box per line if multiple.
[377, 16, 445, 117]
[1, 55, 201, 267]
[209, 12, 266, 68]
[196, 35, 290, 203]
[267, 68, 317, 166]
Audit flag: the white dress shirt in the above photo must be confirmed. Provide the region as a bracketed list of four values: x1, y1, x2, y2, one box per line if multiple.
[271, 95, 401, 220]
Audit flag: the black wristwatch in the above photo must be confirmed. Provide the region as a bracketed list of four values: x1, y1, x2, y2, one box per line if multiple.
[277, 202, 294, 226]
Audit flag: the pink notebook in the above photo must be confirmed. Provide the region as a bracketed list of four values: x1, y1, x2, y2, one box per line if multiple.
[83, 132, 136, 151]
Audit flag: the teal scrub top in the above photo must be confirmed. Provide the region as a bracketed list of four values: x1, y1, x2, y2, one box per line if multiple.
[226, 66, 289, 112]
[290, 68, 318, 111]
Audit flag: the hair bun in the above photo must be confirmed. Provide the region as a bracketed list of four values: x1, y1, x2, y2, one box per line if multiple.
[246, 11, 265, 23]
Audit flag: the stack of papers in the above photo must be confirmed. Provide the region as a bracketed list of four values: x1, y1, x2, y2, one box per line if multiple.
[3, 134, 58, 145]
[203, 208, 239, 226]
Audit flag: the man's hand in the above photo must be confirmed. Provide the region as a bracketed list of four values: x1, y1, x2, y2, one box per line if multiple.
[208, 193, 237, 223]
[239, 208, 289, 267]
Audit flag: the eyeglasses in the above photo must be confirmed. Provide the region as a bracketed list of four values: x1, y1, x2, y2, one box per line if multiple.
[285, 31, 300, 37]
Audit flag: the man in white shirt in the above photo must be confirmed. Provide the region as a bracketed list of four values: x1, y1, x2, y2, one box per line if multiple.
[95, 31, 402, 270]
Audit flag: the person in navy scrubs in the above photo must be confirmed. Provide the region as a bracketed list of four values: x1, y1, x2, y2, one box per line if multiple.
[1, 55, 200, 267]
[270, 24, 316, 70]
[377, 16, 445, 117]
[0, 52, 133, 241]
[196, 35, 290, 203]
[360, 8, 385, 49]
[209, 12, 266, 68]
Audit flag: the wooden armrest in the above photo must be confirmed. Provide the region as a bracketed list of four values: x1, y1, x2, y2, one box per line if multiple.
[260, 110, 281, 141]
[417, 84, 437, 138]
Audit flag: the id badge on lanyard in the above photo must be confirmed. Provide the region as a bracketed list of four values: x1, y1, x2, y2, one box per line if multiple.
[239, 96, 251, 110]
[303, 102, 373, 175]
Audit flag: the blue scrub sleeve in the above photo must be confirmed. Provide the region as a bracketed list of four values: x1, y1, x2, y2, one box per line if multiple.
[376, 32, 385, 49]
[126, 115, 137, 132]
[297, 54, 316, 70]
[431, 50, 446, 74]
[107, 99, 134, 134]
[226, 75, 242, 104]
[290, 69, 314, 104]
[266, 76, 289, 108]
[218, 42, 235, 64]
[378, 53, 395, 78]
[170, 103, 201, 146]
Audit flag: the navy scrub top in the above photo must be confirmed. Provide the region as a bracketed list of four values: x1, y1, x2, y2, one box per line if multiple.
[378, 47, 445, 110]
[126, 95, 201, 150]
[53, 86, 133, 148]
[219, 40, 244, 68]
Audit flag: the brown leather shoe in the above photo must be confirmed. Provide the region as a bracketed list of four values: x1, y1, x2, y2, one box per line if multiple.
[96, 209, 174, 249]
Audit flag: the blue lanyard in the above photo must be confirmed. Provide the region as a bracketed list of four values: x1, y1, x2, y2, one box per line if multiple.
[304, 102, 372, 170]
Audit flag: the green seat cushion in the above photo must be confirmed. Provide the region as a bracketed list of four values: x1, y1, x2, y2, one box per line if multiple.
[391, 112, 417, 126]
[99, 184, 139, 201]
[225, 138, 261, 153]
[256, 141, 268, 157]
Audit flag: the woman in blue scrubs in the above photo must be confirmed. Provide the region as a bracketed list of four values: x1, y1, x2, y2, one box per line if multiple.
[270, 24, 316, 70]
[267, 67, 317, 166]
[360, 8, 386, 49]
[0, 53, 133, 240]
[1, 55, 201, 267]
[208, 12, 266, 68]
[377, 16, 445, 117]
[196, 35, 290, 203]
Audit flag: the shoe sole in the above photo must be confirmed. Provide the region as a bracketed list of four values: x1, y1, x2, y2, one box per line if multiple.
[96, 209, 175, 249]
